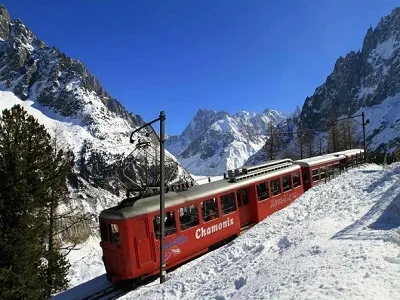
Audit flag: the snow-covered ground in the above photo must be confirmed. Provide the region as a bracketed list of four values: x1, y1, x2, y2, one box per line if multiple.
[55, 163, 400, 300]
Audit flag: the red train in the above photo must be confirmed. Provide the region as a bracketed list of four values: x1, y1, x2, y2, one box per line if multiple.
[99, 149, 364, 285]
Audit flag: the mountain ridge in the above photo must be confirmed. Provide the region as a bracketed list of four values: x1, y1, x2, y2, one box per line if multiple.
[0, 6, 190, 203]
[166, 108, 292, 175]
[298, 7, 400, 150]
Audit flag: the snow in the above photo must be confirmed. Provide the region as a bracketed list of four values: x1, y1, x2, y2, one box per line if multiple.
[55, 163, 400, 300]
[359, 93, 400, 151]
[369, 36, 398, 61]
[167, 109, 291, 176]
[0, 90, 136, 157]
[357, 85, 377, 99]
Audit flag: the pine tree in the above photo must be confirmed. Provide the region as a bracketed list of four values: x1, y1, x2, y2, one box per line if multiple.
[78, 139, 91, 180]
[86, 149, 109, 187]
[0, 105, 69, 299]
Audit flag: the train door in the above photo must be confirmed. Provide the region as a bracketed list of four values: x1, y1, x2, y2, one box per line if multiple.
[237, 187, 251, 227]
[134, 218, 155, 268]
[302, 167, 311, 191]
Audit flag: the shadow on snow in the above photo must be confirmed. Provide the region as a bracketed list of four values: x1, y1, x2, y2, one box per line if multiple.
[332, 166, 400, 241]
[52, 274, 110, 300]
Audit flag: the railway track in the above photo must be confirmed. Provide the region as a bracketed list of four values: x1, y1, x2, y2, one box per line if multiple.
[82, 224, 254, 300]
[80, 285, 128, 300]
[78, 226, 255, 300]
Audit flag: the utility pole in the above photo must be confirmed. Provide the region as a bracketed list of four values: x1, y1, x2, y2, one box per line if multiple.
[337, 112, 369, 162]
[159, 111, 166, 283]
[362, 112, 367, 162]
[130, 111, 166, 284]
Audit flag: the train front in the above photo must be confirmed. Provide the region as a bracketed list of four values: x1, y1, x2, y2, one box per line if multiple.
[99, 206, 134, 284]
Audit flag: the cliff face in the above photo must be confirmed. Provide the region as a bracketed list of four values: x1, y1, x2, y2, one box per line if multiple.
[0, 6, 145, 134]
[0, 6, 192, 200]
[299, 8, 400, 133]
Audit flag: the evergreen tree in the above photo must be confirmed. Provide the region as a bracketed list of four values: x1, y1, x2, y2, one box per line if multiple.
[86, 149, 109, 187]
[0, 105, 69, 299]
[65, 149, 79, 188]
[78, 139, 91, 180]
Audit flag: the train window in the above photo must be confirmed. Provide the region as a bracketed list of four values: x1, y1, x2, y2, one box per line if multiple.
[153, 211, 177, 239]
[328, 166, 334, 177]
[110, 224, 120, 245]
[165, 211, 177, 236]
[201, 198, 219, 222]
[312, 169, 319, 182]
[271, 179, 281, 196]
[320, 168, 326, 181]
[293, 172, 301, 188]
[237, 191, 242, 207]
[333, 164, 340, 176]
[153, 216, 161, 239]
[282, 175, 292, 192]
[179, 205, 199, 230]
[237, 188, 249, 206]
[302, 170, 310, 184]
[100, 220, 109, 242]
[256, 182, 269, 201]
[221, 192, 237, 215]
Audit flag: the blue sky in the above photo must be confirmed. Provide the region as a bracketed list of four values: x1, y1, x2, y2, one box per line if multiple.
[2, 0, 398, 134]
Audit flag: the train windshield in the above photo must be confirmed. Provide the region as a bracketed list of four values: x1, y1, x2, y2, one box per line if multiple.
[99, 220, 120, 246]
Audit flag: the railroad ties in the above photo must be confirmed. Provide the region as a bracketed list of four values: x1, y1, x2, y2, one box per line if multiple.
[80, 285, 127, 300]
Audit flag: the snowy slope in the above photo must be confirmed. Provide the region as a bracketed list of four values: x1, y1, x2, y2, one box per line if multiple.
[121, 163, 400, 300]
[55, 163, 400, 300]
[360, 93, 400, 151]
[0, 90, 137, 157]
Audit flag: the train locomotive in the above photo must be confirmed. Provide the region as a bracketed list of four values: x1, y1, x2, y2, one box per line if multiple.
[99, 149, 365, 285]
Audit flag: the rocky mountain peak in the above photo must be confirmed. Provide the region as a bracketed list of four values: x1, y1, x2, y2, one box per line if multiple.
[362, 8, 400, 57]
[298, 7, 400, 153]
[181, 108, 229, 141]
[0, 7, 146, 133]
[0, 6, 10, 41]
[166, 108, 291, 175]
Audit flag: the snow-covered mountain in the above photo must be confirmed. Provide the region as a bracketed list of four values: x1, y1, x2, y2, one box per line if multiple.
[0, 7, 190, 221]
[166, 108, 292, 176]
[298, 7, 400, 153]
[0, 6, 145, 143]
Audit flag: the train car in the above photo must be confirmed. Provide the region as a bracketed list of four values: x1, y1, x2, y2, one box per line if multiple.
[99, 159, 303, 284]
[228, 159, 304, 222]
[331, 149, 365, 168]
[294, 153, 347, 191]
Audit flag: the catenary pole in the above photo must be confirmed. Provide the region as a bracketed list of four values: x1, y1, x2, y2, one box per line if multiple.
[129, 111, 167, 284]
[159, 111, 166, 283]
[362, 112, 367, 162]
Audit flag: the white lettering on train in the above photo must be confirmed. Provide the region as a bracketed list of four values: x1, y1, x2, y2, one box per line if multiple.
[195, 217, 234, 239]
[270, 192, 296, 208]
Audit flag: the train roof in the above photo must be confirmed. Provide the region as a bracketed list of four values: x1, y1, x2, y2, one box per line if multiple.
[100, 164, 301, 220]
[294, 153, 346, 167]
[331, 149, 364, 157]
